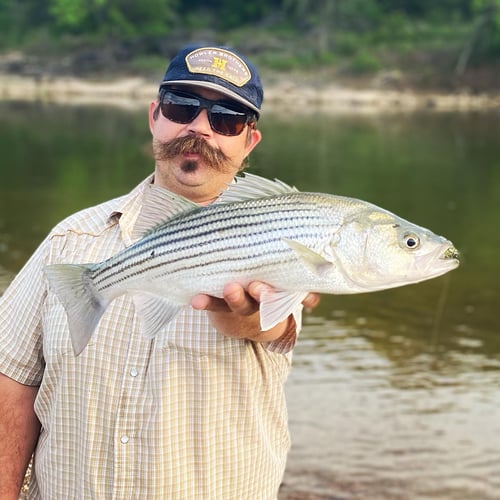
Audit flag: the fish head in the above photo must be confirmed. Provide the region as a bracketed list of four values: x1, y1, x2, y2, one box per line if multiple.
[330, 209, 460, 292]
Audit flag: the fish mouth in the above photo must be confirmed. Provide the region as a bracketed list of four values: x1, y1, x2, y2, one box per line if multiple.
[439, 245, 460, 269]
[441, 246, 460, 262]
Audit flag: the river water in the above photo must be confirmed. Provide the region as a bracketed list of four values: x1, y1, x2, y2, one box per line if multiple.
[1, 101, 499, 499]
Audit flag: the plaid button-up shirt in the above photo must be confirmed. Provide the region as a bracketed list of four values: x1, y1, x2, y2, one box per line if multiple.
[0, 175, 297, 499]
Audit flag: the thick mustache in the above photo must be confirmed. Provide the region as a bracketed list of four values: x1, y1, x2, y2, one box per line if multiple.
[153, 136, 230, 171]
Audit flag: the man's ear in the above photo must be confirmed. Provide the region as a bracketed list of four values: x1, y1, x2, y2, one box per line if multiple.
[148, 101, 159, 133]
[245, 126, 262, 156]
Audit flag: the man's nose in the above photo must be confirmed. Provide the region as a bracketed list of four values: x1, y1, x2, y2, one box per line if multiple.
[187, 108, 212, 136]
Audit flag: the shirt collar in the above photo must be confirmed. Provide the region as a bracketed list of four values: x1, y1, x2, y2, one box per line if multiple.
[108, 174, 155, 246]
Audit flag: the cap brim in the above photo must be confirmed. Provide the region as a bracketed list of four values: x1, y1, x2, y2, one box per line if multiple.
[160, 79, 260, 115]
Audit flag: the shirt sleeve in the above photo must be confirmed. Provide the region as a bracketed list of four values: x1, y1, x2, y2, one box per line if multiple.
[0, 237, 50, 386]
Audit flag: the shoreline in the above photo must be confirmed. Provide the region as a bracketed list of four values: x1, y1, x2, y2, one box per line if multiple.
[2, 74, 500, 114]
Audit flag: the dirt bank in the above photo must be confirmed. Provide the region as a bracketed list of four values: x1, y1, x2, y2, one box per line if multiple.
[2, 73, 500, 114]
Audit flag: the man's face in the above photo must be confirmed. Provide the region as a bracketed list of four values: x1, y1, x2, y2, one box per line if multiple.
[148, 85, 262, 204]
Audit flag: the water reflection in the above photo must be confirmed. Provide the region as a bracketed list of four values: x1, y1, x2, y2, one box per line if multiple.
[284, 314, 500, 499]
[0, 102, 499, 499]
[0, 265, 13, 293]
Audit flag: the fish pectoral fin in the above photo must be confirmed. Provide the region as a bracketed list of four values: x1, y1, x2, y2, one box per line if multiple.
[282, 238, 333, 276]
[259, 289, 308, 332]
[132, 293, 183, 338]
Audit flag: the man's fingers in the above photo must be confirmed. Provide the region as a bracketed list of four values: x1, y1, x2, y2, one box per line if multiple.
[222, 283, 259, 316]
[190, 284, 259, 316]
[303, 292, 321, 310]
[191, 294, 230, 312]
[191, 284, 320, 315]
[246, 282, 266, 302]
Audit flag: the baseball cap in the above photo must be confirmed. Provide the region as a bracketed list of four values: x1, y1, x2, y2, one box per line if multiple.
[160, 44, 263, 116]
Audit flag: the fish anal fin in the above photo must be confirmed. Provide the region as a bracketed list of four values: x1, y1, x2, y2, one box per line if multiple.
[259, 289, 307, 332]
[132, 293, 183, 338]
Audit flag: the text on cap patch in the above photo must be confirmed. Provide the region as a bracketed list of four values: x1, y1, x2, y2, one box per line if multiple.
[185, 47, 251, 87]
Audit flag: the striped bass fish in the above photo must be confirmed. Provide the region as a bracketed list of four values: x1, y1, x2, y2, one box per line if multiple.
[44, 174, 459, 355]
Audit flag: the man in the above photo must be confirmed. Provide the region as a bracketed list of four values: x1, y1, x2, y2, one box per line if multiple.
[0, 44, 318, 499]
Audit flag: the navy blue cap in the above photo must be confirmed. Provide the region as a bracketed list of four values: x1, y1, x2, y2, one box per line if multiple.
[160, 45, 263, 116]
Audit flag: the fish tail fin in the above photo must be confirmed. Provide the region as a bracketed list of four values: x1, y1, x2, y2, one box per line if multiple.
[44, 263, 109, 356]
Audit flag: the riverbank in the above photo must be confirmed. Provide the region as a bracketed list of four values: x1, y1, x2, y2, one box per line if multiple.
[2, 73, 500, 114]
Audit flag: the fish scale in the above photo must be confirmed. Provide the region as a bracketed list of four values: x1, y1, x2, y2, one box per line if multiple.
[44, 173, 459, 356]
[92, 196, 332, 293]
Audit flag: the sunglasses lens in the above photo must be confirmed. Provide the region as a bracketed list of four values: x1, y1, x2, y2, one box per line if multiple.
[160, 92, 200, 124]
[160, 90, 252, 136]
[210, 104, 248, 136]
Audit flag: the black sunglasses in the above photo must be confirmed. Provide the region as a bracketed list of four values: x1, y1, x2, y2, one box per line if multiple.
[159, 89, 256, 136]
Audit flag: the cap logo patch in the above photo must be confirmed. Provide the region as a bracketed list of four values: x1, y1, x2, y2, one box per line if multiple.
[185, 47, 251, 87]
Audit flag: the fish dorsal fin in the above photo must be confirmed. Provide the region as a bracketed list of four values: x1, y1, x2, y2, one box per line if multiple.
[216, 173, 299, 204]
[132, 184, 199, 240]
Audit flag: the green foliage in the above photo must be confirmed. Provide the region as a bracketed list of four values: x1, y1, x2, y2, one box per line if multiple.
[1, 0, 499, 69]
[334, 32, 359, 56]
[0, 0, 477, 40]
[348, 51, 382, 74]
[45, 0, 178, 36]
[260, 52, 303, 71]
[0, 0, 51, 46]
[177, 0, 280, 30]
[49, 0, 87, 29]
[470, 0, 500, 56]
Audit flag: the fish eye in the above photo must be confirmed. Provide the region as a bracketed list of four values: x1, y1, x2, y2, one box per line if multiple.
[403, 233, 420, 249]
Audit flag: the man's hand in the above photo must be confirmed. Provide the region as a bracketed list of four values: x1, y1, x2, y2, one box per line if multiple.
[190, 282, 320, 342]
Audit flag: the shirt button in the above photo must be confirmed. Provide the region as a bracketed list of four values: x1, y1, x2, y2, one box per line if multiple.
[130, 368, 138, 377]
[120, 435, 130, 444]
